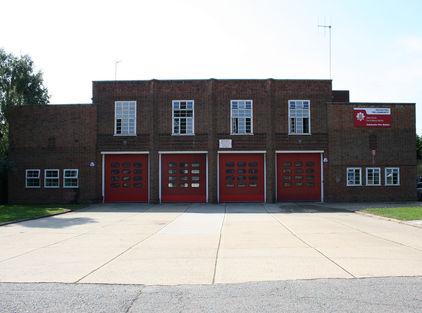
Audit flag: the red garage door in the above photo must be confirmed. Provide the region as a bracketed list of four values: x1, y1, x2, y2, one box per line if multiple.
[277, 153, 321, 201]
[161, 154, 206, 202]
[219, 153, 264, 202]
[105, 154, 148, 202]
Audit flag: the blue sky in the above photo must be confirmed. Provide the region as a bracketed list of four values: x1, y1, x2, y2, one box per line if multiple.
[1, 0, 421, 132]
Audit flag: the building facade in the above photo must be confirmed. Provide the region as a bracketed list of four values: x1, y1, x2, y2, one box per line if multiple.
[7, 79, 417, 203]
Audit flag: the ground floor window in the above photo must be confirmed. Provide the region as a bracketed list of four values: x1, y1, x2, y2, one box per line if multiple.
[63, 169, 79, 188]
[366, 167, 381, 186]
[385, 167, 400, 186]
[347, 167, 362, 186]
[44, 169, 60, 188]
[25, 169, 40, 188]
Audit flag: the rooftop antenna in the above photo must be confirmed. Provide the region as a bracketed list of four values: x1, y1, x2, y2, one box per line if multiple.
[318, 22, 332, 80]
[114, 60, 121, 80]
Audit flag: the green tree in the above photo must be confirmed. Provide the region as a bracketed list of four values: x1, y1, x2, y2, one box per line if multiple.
[417, 134, 422, 160]
[0, 49, 49, 158]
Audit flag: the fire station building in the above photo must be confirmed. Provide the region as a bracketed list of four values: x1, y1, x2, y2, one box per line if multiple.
[8, 79, 417, 204]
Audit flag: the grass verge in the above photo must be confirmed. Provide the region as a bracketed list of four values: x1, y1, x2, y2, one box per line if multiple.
[363, 207, 422, 221]
[0, 204, 84, 224]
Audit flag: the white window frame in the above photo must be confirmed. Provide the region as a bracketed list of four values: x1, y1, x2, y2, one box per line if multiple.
[114, 101, 137, 136]
[63, 169, 79, 188]
[25, 169, 41, 188]
[385, 167, 400, 186]
[171, 100, 195, 135]
[230, 100, 253, 135]
[366, 167, 381, 186]
[288, 100, 311, 135]
[44, 169, 60, 188]
[346, 167, 362, 186]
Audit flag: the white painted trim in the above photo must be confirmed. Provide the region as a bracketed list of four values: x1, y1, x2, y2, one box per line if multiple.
[172, 100, 195, 135]
[217, 153, 222, 203]
[148, 154, 151, 203]
[320, 153, 324, 202]
[288, 99, 311, 135]
[218, 150, 267, 154]
[101, 151, 150, 155]
[206, 153, 209, 203]
[264, 153, 267, 203]
[366, 167, 381, 186]
[346, 167, 362, 186]
[385, 167, 400, 186]
[230, 99, 253, 135]
[63, 169, 79, 188]
[101, 154, 105, 202]
[274, 154, 278, 202]
[158, 151, 208, 154]
[25, 169, 41, 189]
[114, 100, 137, 136]
[44, 169, 60, 188]
[159, 153, 162, 203]
[276, 150, 324, 154]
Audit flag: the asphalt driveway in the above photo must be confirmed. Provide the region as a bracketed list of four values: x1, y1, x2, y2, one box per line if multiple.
[0, 203, 421, 285]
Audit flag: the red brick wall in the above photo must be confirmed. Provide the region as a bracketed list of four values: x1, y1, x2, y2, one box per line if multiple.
[8, 105, 98, 204]
[326, 103, 416, 201]
[7, 80, 416, 204]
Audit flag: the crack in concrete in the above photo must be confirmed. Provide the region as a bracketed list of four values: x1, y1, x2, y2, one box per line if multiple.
[264, 204, 356, 279]
[212, 204, 226, 284]
[74, 205, 191, 283]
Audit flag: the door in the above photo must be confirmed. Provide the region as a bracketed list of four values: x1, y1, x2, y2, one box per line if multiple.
[219, 153, 264, 202]
[277, 153, 321, 201]
[161, 154, 206, 202]
[105, 154, 148, 202]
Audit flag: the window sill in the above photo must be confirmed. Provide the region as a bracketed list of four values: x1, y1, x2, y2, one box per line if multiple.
[288, 133, 312, 136]
[113, 134, 137, 137]
[171, 133, 195, 136]
[230, 133, 254, 136]
[44, 186, 60, 189]
[63, 186, 79, 189]
[25, 186, 41, 189]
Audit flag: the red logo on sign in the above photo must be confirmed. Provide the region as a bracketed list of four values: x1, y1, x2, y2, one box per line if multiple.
[353, 108, 391, 128]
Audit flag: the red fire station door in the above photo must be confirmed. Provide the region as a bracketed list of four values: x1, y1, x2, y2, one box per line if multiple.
[219, 153, 265, 202]
[277, 153, 321, 201]
[161, 154, 206, 202]
[105, 154, 149, 202]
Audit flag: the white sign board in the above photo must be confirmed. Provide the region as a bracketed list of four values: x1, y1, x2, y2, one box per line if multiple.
[219, 139, 232, 149]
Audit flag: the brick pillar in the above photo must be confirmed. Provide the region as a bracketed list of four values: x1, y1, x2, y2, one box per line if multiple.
[207, 79, 218, 203]
[149, 80, 160, 203]
[266, 79, 276, 203]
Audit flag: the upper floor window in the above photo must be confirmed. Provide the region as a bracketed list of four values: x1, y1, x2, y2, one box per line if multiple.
[289, 100, 310, 134]
[44, 169, 60, 188]
[115, 101, 136, 136]
[366, 167, 381, 186]
[231, 100, 253, 135]
[172, 100, 194, 135]
[347, 167, 362, 186]
[63, 169, 79, 188]
[25, 169, 40, 188]
[385, 167, 400, 186]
